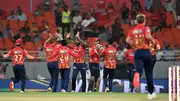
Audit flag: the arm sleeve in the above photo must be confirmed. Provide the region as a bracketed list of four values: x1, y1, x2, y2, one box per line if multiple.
[23, 50, 28, 56]
[69, 50, 79, 58]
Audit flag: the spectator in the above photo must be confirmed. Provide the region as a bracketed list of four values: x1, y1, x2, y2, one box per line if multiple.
[16, 6, 22, 15]
[13, 30, 21, 41]
[107, 2, 115, 16]
[159, 8, 167, 29]
[81, 14, 96, 39]
[55, 8, 62, 27]
[98, 26, 108, 42]
[21, 21, 30, 34]
[145, 0, 153, 12]
[43, 0, 51, 11]
[39, 21, 49, 33]
[130, 9, 138, 26]
[106, 27, 112, 38]
[152, 0, 162, 11]
[151, 11, 161, 32]
[16, 10, 27, 21]
[7, 10, 17, 20]
[0, 9, 8, 20]
[120, 3, 129, 24]
[34, 5, 44, 16]
[72, 3, 80, 17]
[115, 0, 120, 13]
[0, 20, 14, 39]
[164, 0, 175, 12]
[61, 5, 71, 38]
[112, 18, 124, 42]
[0, 31, 3, 38]
[33, 31, 41, 43]
[88, 4, 95, 15]
[73, 11, 82, 31]
[22, 33, 32, 42]
[30, 22, 38, 33]
[131, 0, 142, 12]
[176, 0, 180, 20]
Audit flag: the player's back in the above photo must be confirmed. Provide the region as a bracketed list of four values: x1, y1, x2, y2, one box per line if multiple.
[104, 45, 117, 69]
[9, 47, 27, 66]
[57, 46, 72, 69]
[44, 43, 57, 62]
[129, 24, 150, 50]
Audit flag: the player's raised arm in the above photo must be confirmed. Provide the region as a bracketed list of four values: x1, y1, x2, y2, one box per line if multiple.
[75, 31, 86, 47]
[44, 34, 52, 47]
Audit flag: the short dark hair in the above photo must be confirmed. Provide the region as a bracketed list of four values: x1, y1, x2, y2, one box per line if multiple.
[136, 14, 145, 24]
[61, 40, 67, 46]
[108, 38, 113, 45]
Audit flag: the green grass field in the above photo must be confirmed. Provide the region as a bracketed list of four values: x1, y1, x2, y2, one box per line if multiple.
[0, 92, 168, 101]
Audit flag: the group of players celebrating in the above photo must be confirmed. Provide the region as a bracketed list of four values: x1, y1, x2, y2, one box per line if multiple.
[1, 14, 160, 100]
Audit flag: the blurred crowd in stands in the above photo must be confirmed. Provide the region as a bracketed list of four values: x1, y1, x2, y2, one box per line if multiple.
[0, 0, 180, 52]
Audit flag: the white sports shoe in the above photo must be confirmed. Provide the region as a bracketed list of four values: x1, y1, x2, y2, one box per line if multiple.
[71, 90, 75, 93]
[20, 91, 24, 93]
[48, 87, 52, 92]
[61, 89, 66, 93]
[105, 87, 110, 92]
[148, 92, 156, 100]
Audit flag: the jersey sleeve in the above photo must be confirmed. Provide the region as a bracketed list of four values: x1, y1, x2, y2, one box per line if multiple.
[69, 49, 79, 58]
[7, 50, 13, 56]
[89, 47, 96, 56]
[23, 50, 28, 56]
[145, 27, 151, 36]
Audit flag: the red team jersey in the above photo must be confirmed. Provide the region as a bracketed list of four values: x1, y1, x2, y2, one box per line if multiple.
[69, 45, 86, 63]
[149, 38, 160, 55]
[8, 47, 28, 66]
[128, 24, 151, 50]
[89, 46, 103, 63]
[124, 49, 135, 64]
[44, 42, 58, 62]
[53, 46, 79, 69]
[104, 45, 117, 69]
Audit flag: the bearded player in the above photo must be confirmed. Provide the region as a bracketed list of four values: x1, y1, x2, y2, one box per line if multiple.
[70, 32, 87, 92]
[126, 14, 156, 99]
[2, 38, 40, 92]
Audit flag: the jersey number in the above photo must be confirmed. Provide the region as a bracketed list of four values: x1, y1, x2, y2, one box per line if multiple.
[14, 55, 23, 62]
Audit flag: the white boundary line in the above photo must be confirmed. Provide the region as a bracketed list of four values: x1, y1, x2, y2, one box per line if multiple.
[177, 66, 180, 101]
[169, 67, 172, 101]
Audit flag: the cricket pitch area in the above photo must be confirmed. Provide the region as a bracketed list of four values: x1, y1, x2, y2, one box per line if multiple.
[0, 92, 168, 101]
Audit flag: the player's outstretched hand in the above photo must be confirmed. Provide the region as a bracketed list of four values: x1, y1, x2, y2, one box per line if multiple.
[35, 56, 41, 60]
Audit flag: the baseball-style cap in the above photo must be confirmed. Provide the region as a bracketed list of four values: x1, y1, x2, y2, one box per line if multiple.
[15, 38, 23, 45]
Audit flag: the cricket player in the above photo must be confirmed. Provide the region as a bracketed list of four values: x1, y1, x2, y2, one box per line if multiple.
[149, 36, 160, 68]
[88, 38, 103, 92]
[2, 38, 40, 92]
[124, 45, 135, 93]
[102, 38, 117, 92]
[44, 34, 60, 92]
[50, 40, 80, 92]
[126, 14, 156, 99]
[70, 32, 87, 92]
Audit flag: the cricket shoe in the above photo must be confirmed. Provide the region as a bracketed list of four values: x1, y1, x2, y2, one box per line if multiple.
[9, 82, 14, 92]
[71, 90, 75, 93]
[104, 87, 110, 92]
[48, 87, 52, 92]
[61, 89, 66, 93]
[148, 92, 156, 100]
[20, 91, 24, 93]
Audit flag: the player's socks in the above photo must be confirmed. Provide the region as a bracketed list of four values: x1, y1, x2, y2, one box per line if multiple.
[9, 82, 14, 92]
[133, 72, 140, 89]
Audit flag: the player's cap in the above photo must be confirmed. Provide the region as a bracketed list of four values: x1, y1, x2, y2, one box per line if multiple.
[15, 38, 23, 45]
[93, 38, 99, 42]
